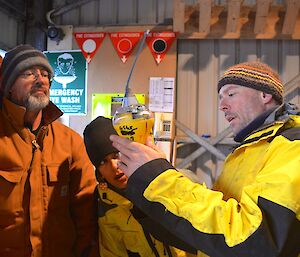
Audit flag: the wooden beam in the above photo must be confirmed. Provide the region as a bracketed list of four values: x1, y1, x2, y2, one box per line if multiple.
[226, 0, 241, 34]
[74, 25, 172, 33]
[284, 73, 300, 99]
[175, 120, 227, 161]
[179, 4, 300, 39]
[173, 0, 185, 33]
[176, 127, 232, 169]
[254, 0, 271, 34]
[282, 0, 300, 35]
[199, 0, 212, 33]
[178, 1, 300, 39]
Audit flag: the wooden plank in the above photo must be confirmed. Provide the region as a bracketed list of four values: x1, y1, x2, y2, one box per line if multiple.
[74, 25, 172, 33]
[254, 0, 271, 34]
[282, 0, 300, 35]
[173, 0, 185, 33]
[176, 127, 232, 169]
[284, 73, 300, 98]
[226, 0, 241, 34]
[175, 120, 227, 161]
[199, 0, 212, 33]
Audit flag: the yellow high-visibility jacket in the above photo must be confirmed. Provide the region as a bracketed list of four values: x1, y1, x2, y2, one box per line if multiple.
[97, 185, 195, 257]
[125, 104, 300, 257]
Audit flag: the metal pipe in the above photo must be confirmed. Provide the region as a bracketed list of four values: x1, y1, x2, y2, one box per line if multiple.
[124, 29, 150, 97]
[46, 0, 95, 24]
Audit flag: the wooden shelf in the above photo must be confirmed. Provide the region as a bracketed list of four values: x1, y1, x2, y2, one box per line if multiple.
[173, 0, 300, 39]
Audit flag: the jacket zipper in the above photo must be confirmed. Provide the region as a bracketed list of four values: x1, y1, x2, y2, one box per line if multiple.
[32, 140, 40, 150]
[29, 140, 40, 171]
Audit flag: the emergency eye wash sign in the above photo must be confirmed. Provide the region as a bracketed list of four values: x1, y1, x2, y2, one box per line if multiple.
[44, 50, 87, 115]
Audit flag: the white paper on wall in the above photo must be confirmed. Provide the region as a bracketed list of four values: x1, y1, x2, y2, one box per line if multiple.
[149, 77, 175, 113]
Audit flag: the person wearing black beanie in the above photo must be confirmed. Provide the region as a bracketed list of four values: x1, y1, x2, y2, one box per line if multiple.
[84, 116, 119, 175]
[83, 116, 195, 257]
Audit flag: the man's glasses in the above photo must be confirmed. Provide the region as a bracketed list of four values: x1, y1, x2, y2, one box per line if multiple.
[19, 69, 52, 82]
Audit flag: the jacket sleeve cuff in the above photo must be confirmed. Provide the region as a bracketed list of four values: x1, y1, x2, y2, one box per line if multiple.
[125, 158, 174, 204]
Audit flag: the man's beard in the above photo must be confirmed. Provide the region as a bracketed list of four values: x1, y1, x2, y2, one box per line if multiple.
[25, 91, 50, 111]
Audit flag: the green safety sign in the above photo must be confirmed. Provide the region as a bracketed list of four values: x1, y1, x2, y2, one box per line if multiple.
[44, 50, 87, 115]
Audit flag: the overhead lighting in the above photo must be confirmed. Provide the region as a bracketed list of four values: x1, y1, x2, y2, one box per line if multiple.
[0, 49, 6, 58]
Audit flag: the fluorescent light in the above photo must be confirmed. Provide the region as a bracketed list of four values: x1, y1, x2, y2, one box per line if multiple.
[0, 49, 6, 58]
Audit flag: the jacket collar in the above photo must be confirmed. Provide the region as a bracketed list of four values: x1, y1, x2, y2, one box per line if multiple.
[42, 100, 64, 126]
[2, 97, 63, 128]
[264, 102, 299, 124]
[234, 107, 276, 142]
[236, 103, 300, 145]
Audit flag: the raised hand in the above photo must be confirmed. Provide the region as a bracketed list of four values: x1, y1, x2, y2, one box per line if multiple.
[110, 135, 166, 177]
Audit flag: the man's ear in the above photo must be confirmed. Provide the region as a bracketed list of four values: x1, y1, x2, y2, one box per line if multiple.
[261, 92, 273, 104]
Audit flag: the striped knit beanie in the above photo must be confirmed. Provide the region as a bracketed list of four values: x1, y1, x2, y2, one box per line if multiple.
[218, 61, 283, 104]
[0, 44, 53, 97]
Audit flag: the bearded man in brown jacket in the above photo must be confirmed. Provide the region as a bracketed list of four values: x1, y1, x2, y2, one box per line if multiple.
[0, 45, 99, 257]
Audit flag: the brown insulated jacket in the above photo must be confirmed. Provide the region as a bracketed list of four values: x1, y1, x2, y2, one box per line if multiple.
[0, 97, 99, 257]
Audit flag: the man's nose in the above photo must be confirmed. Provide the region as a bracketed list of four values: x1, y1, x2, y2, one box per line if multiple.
[34, 71, 44, 81]
[219, 98, 229, 112]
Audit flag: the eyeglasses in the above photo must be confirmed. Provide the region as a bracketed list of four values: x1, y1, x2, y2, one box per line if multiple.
[19, 69, 52, 82]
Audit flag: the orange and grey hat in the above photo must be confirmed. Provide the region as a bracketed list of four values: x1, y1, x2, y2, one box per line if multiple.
[218, 61, 283, 104]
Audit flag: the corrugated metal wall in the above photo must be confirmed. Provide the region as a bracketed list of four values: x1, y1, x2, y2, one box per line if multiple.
[0, 10, 21, 49]
[52, 0, 173, 26]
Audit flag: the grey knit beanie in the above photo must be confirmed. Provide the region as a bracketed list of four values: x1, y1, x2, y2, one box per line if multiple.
[0, 44, 53, 96]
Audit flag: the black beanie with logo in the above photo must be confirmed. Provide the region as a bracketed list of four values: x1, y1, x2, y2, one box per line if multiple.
[83, 116, 118, 168]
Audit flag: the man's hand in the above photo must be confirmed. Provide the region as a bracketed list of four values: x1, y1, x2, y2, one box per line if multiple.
[110, 135, 166, 177]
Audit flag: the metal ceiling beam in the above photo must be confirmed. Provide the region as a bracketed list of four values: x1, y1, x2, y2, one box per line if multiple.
[0, 0, 25, 20]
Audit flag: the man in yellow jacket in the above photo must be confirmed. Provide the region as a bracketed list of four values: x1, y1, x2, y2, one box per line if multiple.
[110, 61, 300, 257]
[0, 45, 99, 257]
